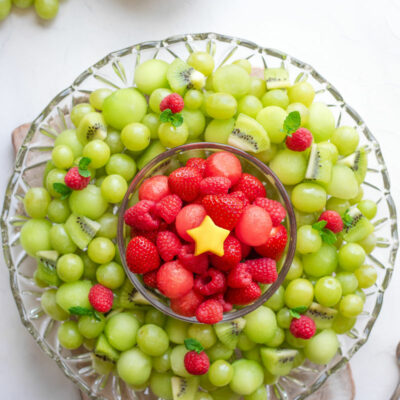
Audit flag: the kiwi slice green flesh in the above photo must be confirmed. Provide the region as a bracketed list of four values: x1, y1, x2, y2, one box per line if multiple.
[167, 59, 206, 95]
[76, 112, 107, 145]
[95, 334, 120, 362]
[343, 207, 374, 242]
[65, 214, 100, 250]
[113, 280, 147, 309]
[260, 348, 298, 376]
[264, 68, 291, 90]
[305, 143, 332, 184]
[35, 250, 60, 286]
[171, 376, 199, 400]
[337, 147, 368, 184]
[305, 302, 337, 329]
[214, 318, 246, 350]
[228, 113, 270, 153]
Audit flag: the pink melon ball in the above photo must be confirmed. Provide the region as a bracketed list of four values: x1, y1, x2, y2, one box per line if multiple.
[204, 151, 242, 185]
[139, 175, 171, 202]
[235, 205, 272, 246]
[176, 204, 206, 242]
[157, 261, 194, 299]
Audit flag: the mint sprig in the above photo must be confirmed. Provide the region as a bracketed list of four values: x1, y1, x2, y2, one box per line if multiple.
[290, 306, 308, 319]
[78, 157, 92, 178]
[53, 183, 72, 200]
[283, 111, 301, 136]
[312, 220, 337, 245]
[184, 338, 204, 354]
[160, 109, 184, 127]
[69, 306, 102, 321]
[342, 209, 353, 228]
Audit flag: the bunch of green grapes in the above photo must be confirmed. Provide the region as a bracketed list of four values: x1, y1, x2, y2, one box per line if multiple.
[0, 0, 59, 21]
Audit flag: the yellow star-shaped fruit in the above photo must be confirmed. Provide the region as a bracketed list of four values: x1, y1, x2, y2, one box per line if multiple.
[187, 215, 230, 257]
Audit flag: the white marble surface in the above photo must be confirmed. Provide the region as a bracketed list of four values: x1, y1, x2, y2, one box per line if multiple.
[0, 0, 399, 398]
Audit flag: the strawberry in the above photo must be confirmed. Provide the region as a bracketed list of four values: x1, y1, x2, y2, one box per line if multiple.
[155, 194, 182, 224]
[126, 236, 160, 274]
[229, 191, 250, 207]
[227, 263, 252, 288]
[160, 93, 184, 113]
[156, 231, 181, 262]
[246, 258, 278, 284]
[199, 176, 231, 195]
[64, 166, 91, 190]
[253, 197, 286, 226]
[231, 173, 266, 202]
[88, 284, 113, 313]
[186, 157, 206, 176]
[210, 235, 242, 272]
[171, 289, 203, 317]
[318, 210, 343, 234]
[290, 315, 316, 339]
[143, 270, 158, 288]
[225, 282, 262, 305]
[178, 244, 209, 274]
[210, 293, 233, 312]
[168, 167, 202, 202]
[124, 200, 160, 231]
[202, 194, 245, 230]
[254, 224, 288, 260]
[285, 128, 313, 152]
[195, 299, 223, 324]
[194, 268, 226, 296]
[139, 175, 171, 202]
[157, 260, 193, 299]
[183, 339, 210, 375]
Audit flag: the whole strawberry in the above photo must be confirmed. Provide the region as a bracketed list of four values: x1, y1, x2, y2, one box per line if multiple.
[64, 166, 91, 190]
[318, 210, 343, 234]
[160, 93, 184, 113]
[254, 224, 288, 260]
[225, 282, 262, 305]
[88, 284, 113, 313]
[143, 270, 158, 288]
[231, 173, 266, 202]
[210, 235, 242, 272]
[154, 194, 182, 224]
[183, 338, 210, 375]
[246, 258, 278, 284]
[126, 236, 160, 274]
[195, 299, 223, 324]
[156, 231, 181, 262]
[124, 200, 160, 231]
[290, 315, 316, 339]
[253, 197, 286, 226]
[286, 127, 313, 151]
[229, 191, 250, 207]
[168, 167, 202, 202]
[186, 157, 206, 176]
[199, 176, 231, 195]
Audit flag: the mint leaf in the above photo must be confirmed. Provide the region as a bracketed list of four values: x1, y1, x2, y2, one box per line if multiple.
[184, 338, 204, 354]
[312, 220, 327, 231]
[160, 109, 184, 127]
[290, 306, 308, 319]
[53, 183, 72, 200]
[69, 306, 94, 317]
[320, 229, 337, 245]
[283, 111, 301, 135]
[78, 157, 92, 178]
[343, 209, 353, 228]
[93, 311, 102, 322]
[160, 109, 173, 123]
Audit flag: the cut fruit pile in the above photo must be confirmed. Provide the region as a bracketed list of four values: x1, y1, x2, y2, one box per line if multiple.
[19, 51, 379, 399]
[124, 151, 285, 324]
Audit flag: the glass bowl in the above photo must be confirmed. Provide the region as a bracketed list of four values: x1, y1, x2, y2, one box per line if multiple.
[117, 142, 297, 323]
[1, 32, 398, 400]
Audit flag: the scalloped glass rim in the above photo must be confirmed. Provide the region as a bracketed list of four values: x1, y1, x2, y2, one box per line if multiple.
[0, 32, 398, 400]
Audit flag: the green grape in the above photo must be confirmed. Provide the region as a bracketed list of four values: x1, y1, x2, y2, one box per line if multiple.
[117, 348, 151, 386]
[349, 186, 364, 205]
[213, 387, 241, 400]
[194, 392, 214, 400]
[52, 145, 74, 170]
[150, 371, 173, 400]
[0, 0, 11, 19]
[106, 153, 136, 181]
[230, 359, 264, 396]
[354, 265, 377, 288]
[295, 209, 318, 227]
[285, 256, 303, 281]
[134, 59, 169, 95]
[70, 103, 95, 128]
[252, 144, 278, 163]
[357, 200, 377, 220]
[287, 81, 315, 107]
[205, 75, 214, 91]
[47, 198, 70, 223]
[249, 77, 266, 98]
[54, 129, 83, 158]
[286, 102, 309, 126]
[264, 286, 285, 311]
[187, 324, 217, 349]
[69, 185, 108, 220]
[34, 0, 59, 19]
[244, 385, 268, 400]
[41, 289, 69, 321]
[137, 324, 169, 356]
[187, 51, 215, 76]
[284, 278, 314, 308]
[243, 347, 262, 362]
[306, 102, 335, 142]
[101, 175, 127, 203]
[204, 118, 235, 144]
[285, 330, 307, 349]
[265, 326, 285, 348]
[315, 276, 342, 307]
[357, 233, 377, 254]
[304, 329, 339, 365]
[165, 318, 188, 344]
[13, 0, 33, 7]
[153, 348, 171, 373]
[302, 242, 338, 277]
[205, 92, 237, 120]
[43, 160, 56, 186]
[127, 308, 144, 324]
[213, 65, 251, 98]
[355, 288, 366, 302]
[56, 254, 84, 282]
[56, 280, 92, 312]
[96, 261, 124, 289]
[269, 149, 307, 185]
[339, 294, 363, 318]
[50, 224, 77, 254]
[20, 219, 52, 256]
[95, 213, 118, 239]
[24, 187, 51, 218]
[141, 113, 161, 139]
[78, 314, 106, 339]
[149, 88, 172, 113]
[201, 90, 214, 117]
[209, 360, 234, 387]
[291, 183, 326, 213]
[336, 272, 358, 295]
[199, 373, 218, 392]
[276, 307, 291, 329]
[237, 333, 256, 351]
[332, 314, 356, 334]
[326, 197, 350, 216]
[89, 88, 113, 110]
[206, 341, 234, 362]
[244, 306, 277, 344]
[256, 106, 287, 143]
[105, 312, 140, 351]
[170, 345, 191, 377]
[158, 122, 189, 147]
[338, 243, 366, 272]
[233, 59, 252, 74]
[237, 95, 263, 118]
[182, 109, 206, 139]
[184, 90, 204, 110]
[317, 141, 339, 163]
[103, 130, 123, 154]
[82, 140, 111, 168]
[331, 126, 359, 156]
[46, 168, 67, 198]
[81, 253, 98, 280]
[297, 225, 322, 254]
[58, 320, 83, 349]
[121, 122, 151, 151]
[261, 89, 289, 109]
[145, 308, 166, 327]
[87, 237, 115, 264]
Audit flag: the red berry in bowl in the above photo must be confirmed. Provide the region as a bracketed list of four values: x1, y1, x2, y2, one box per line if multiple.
[195, 299, 223, 324]
[229, 190, 250, 207]
[254, 224, 288, 260]
[139, 175, 171, 202]
[200, 176, 231, 195]
[126, 236, 160, 274]
[154, 194, 182, 224]
[159, 93, 184, 113]
[124, 200, 160, 231]
[88, 284, 113, 313]
[64, 166, 91, 190]
[210, 293, 233, 312]
[157, 260, 194, 299]
[253, 197, 286, 226]
[170, 289, 203, 317]
[246, 258, 278, 284]
[186, 157, 206, 176]
[285, 127, 313, 152]
[231, 173, 266, 202]
[210, 235, 242, 272]
[204, 151, 242, 185]
[175, 204, 207, 242]
[178, 244, 209, 274]
[318, 210, 343, 233]
[194, 268, 226, 296]
[227, 263, 252, 288]
[225, 282, 262, 305]
[168, 166, 202, 202]
[143, 270, 158, 288]
[156, 231, 181, 262]
[290, 315, 316, 339]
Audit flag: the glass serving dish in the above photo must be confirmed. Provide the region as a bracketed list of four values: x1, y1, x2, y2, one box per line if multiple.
[117, 142, 297, 323]
[1, 32, 398, 400]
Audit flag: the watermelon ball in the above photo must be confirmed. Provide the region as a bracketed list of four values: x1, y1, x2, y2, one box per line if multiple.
[204, 151, 242, 185]
[139, 175, 171, 202]
[175, 204, 207, 242]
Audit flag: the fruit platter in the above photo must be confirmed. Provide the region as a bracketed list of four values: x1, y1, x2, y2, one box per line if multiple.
[1, 33, 398, 400]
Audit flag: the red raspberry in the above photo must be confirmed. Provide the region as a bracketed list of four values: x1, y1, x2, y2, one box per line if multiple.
[225, 282, 262, 305]
[227, 263, 252, 288]
[178, 244, 209, 275]
[318, 210, 344, 234]
[200, 177, 231, 196]
[210, 293, 233, 312]
[170, 289, 203, 317]
[184, 340, 210, 375]
[168, 167, 202, 202]
[159, 93, 184, 113]
[195, 299, 223, 324]
[202, 194, 245, 230]
[285, 128, 313, 152]
[126, 236, 160, 274]
[290, 315, 316, 339]
[155, 194, 182, 224]
[143, 270, 158, 288]
[64, 166, 91, 190]
[194, 268, 226, 296]
[88, 284, 113, 313]
[130, 227, 158, 243]
[254, 225, 288, 261]
[246, 258, 278, 284]
[229, 191, 250, 207]
[210, 235, 242, 272]
[253, 197, 286, 226]
[157, 260, 193, 299]
[124, 200, 160, 231]
[186, 157, 206, 176]
[190, 195, 205, 205]
[231, 173, 266, 202]
[156, 231, 182, 262]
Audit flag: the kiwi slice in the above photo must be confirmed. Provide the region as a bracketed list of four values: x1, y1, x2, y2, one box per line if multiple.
[167, 59, 206, 95]
[260, 348, 298, 376]
[76, 112, 107, 145]
[228, 113, 270, 153]
[305, 302, 337, 329]
[305, 143, 332, 184]
[213, 318, 246, 350]
[95, 334, 120, 362]
[337, 147, 368, 184]
[65, 214, 100, 250]
[113, 280, 151, 309]
[342, 207, 374, 242]
[171, 376, 199, 400]
[91, 354, 115, 375]
[35, 250, 61, 287]
[264, 68, 290, 90]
